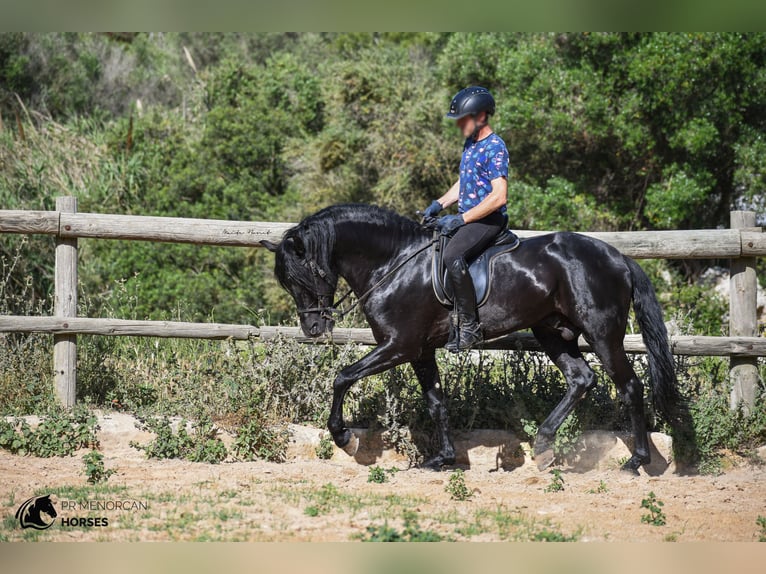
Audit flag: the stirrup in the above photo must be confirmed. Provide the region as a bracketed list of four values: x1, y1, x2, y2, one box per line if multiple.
[446, 317, 483, 353]
[455, 321, 483, 352]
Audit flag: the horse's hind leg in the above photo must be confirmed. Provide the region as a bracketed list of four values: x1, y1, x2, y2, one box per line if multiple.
[531, 326, 597, 471]
[412, 352, 456, 470]
[589, 340, 651, 475]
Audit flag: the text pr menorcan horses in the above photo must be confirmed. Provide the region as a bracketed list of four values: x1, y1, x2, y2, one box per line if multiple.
[262, 204, 690, 474]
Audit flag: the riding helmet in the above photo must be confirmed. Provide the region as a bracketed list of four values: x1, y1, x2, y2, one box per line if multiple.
[445, 86, 496, 119]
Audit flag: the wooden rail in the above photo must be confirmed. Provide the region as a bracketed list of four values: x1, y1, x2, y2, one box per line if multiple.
[2, 208, 765, 258]
[1, 316, 766, 357]
[0, 202, 763, 412]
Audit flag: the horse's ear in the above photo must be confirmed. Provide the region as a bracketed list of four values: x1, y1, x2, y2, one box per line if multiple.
[259, 240, 279, 252]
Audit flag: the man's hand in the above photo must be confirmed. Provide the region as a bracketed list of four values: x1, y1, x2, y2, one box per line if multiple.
[423, 200, 443, 219]
[436, 214, 465, 236]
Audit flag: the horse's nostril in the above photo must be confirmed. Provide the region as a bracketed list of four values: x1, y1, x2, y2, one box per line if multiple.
[310, 322, 320, 335]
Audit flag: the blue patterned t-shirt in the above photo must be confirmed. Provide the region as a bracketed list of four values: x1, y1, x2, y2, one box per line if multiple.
[458, 132, 509, 215]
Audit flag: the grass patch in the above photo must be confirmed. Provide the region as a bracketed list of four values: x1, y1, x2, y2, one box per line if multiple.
[357, 510, 445, 542]
[453, 506, 579, 542]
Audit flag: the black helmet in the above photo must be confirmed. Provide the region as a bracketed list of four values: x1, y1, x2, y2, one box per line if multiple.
[446, 86, 495, 119]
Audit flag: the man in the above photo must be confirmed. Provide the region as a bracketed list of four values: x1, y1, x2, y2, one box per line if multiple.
[422, 86, 509, 352]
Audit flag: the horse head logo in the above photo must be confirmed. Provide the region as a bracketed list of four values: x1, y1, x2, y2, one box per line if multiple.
[15, 494, 57, 530]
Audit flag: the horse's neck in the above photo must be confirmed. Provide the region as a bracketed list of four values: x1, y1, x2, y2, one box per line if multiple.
[332, 220, 424, 295]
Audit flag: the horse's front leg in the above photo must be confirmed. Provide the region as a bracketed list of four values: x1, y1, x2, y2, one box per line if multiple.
[412, 352, 456, 470]
[328, 342, 407, 454]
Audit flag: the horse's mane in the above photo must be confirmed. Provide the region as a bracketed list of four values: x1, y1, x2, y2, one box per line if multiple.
[277, 204, 426, 292]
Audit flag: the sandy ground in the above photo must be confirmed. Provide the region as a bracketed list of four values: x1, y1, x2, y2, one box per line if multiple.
[1, 411, 765, 542]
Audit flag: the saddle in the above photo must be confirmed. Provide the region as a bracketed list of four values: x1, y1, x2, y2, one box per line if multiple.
[431, 227, 521, 308]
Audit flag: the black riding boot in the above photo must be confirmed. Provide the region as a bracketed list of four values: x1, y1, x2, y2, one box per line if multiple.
[444, 257, 483, 352]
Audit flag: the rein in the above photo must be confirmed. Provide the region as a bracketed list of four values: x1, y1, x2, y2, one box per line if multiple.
[297, 236, 438, 320]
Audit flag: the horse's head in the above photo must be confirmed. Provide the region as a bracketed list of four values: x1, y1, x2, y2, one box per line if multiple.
[16, 494, 57, 529]
[35, 495, 57, 520]
[261, 226, 338, 338]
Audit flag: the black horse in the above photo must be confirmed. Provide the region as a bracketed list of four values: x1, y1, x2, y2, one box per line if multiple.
[262, 204, 690, 474]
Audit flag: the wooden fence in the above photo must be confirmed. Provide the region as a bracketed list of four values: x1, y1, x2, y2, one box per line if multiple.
[1, 198, 763, 412]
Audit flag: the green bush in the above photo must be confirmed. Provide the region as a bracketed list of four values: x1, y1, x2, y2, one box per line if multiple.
[129, 415, 227, 464]
[83, 450, 116, 484]
[231, 416, 289, 463]
[0, 405, 98, 457]
[315, 434, 334, 460]
[445, 469, 472, 501]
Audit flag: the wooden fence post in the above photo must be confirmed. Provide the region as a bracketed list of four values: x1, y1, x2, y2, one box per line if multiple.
[54, 196, 78, 407]
[729, 210, 759, 414]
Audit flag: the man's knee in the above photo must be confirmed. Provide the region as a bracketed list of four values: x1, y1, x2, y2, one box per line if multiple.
[442, 250, 465, 270]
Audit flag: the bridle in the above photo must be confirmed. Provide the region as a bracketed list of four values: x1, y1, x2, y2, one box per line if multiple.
[296, 235, 439, 321]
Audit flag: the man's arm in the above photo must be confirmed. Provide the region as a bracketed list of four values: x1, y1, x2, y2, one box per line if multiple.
[461, 177, 507, 223]
[436, 180, 460, 209]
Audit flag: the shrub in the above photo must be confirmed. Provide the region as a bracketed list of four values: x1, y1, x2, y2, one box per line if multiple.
[640, 492, 667, 526]
[445, 469, 472, 501]
[83, 450, 116, 484]
[231, 416, 289, 463]
[129, 415, 228, 464]
[0, 405, 98, 457]
[315, 433, 334, 460]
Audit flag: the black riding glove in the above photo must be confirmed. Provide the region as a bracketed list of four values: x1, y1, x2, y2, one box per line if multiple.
[423, 200, 443, 219]
[436, 214, 466, 235]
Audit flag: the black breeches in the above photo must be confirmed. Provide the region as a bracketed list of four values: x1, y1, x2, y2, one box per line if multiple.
[442, 211, 506, 267]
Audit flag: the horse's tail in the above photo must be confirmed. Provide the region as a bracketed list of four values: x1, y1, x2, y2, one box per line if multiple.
[627, 257, 698, 465]
[625, 257, 682, 425]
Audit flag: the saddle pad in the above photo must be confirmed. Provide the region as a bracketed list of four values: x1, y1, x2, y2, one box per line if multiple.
[431, 232, 521, 308]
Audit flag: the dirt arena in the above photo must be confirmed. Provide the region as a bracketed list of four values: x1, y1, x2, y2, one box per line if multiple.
[1, 411, 765, 542]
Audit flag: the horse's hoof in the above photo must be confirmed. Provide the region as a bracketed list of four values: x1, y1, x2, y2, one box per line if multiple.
[418, 455, 455, 471]
[340, 432, 359, 456]
[534, 448, 555, 471]
[620, 454, 647, 476]
[620, 464, 640, 476]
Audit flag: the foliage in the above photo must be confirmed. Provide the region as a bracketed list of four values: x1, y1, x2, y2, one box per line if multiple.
[302, 483, 348, 517]
[640, 491, 667, 526]
[358, 510, 444, 542]
[231, 416, 289, 463]
[1, 34, 765, 476]
[442, 32, 766, 231]
[453, 505, 579, 541]
[129, 415, 228, 464]
[544, 469, 565, 493]
[315, 433, 334, 460]
[83, 449, 116, 484]
[445, 469, 472, 501]
[553, 413, 583, 461]
[367, 465, 388, 484]
[4, 33, 764, 327]
[757, 516, 766, 542]
[588, 480, 609, 494]
[0, 405, 98, 457]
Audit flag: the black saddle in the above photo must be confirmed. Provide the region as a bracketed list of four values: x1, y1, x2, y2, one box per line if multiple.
[431, 227, 521, 308]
